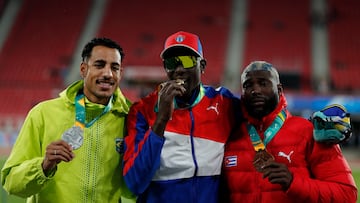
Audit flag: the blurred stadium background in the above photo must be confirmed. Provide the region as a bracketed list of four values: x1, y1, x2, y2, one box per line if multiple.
[0, 0, 359, 202]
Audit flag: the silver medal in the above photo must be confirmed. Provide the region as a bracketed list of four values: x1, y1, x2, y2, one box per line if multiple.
[62, 126, 84, 150]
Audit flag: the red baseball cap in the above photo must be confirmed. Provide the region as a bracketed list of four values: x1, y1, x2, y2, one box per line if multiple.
[160, 31, 204, 59]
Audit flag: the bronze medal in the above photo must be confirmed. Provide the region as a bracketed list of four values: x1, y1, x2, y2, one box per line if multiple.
[62, 126, 84, 150]
[253, 149, 274, 172]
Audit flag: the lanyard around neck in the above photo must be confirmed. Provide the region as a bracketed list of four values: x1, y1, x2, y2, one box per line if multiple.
[75, 93, 112, 128]
[248, 110, 286, 151]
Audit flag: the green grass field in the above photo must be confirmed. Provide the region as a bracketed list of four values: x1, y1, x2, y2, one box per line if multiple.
[354, 170, 360, 203]
[0, 158, 359, 203]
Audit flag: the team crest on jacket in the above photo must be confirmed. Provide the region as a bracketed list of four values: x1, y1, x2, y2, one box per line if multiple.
[225, 155, 237, 167]
[115, 138, 124, 154]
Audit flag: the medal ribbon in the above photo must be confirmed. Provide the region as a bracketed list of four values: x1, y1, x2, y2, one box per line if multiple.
[75, 93, 112, 128]
[248, 110, 286, 151]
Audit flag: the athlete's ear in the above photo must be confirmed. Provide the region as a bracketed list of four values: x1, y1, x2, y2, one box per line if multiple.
[200, 59, 206, 71]
[277, 83, 283, 95]
[80, 62, 87, 78]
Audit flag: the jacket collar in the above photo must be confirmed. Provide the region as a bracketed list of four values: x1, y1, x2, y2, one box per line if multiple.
[59, 80, 131, 114]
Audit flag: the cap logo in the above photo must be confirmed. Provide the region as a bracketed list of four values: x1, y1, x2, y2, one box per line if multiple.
[175, 35, 185, 43]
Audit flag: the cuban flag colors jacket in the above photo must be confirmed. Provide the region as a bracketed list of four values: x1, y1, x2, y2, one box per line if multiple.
[123, 84, 240, 203]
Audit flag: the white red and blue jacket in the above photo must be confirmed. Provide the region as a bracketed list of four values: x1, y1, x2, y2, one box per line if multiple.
[123, 84, 240, 203]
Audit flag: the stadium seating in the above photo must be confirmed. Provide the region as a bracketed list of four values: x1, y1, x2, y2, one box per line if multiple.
[0, 0, 91, 86]
[0, 0, 91, 116]
[243, 0, 311, 91]
[0, 0, 360, 155]
[97, 0, 232, 87]
[0, 87, 56, 116]
[0, 0, 359, 117]
[328, 0, 360, 92]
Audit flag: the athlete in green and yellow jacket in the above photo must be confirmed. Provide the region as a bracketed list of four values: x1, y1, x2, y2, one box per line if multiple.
[1, 38, 136, 203]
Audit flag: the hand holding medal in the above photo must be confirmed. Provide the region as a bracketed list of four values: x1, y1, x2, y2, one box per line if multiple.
[61, 92, 111, 150]
[157, 79, 185, 119]
[253, 149, 274, 173]
[61, 126, 84, 150]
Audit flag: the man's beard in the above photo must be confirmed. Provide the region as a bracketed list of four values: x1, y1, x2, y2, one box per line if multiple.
[245, 94, 279, 119]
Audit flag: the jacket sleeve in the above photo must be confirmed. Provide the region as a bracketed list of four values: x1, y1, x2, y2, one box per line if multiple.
[122, 101, 165, 195]
[1, 108, 55, 198]
[287, 138, 358, 202]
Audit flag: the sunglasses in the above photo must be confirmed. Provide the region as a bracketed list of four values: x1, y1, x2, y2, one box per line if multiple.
[163, 56, 198, 72]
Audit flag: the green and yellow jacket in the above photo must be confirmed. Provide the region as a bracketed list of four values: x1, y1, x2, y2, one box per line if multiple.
[1, 80, 135, 203]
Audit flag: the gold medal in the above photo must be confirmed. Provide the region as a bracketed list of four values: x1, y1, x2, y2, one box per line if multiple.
[253, 149, 274, 172]
[62, 126, 84, 150]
